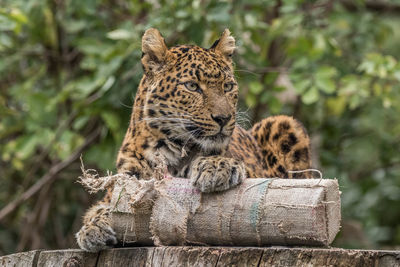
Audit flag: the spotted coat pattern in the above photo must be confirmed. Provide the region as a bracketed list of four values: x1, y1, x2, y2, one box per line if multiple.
[76, 28, 312, 252]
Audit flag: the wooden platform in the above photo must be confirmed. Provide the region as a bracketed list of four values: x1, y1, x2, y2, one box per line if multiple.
[1, 247, 399, 267]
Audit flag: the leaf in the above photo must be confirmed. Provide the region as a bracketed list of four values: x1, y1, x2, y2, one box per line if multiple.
[244, 14, 257, 27]
[272, 86, 286, 92]
[301, 86, 319, 104]
[175, 10, 188, 19]
[99, 76, 116, 95]
[315, 77, 336, 94]
[63, 20, 87, 33]
[326, 96, 347, 116]
[349, 95, 361, 110]
[76, 38, 111, 55]
[316, 66, 337, 79]
[107, 29, 133, 40]
[358, 60, 375, 75]
[268, 96, 282, 114]
[73, 116, 90, 130]
[8, 8, 28, 24]
[84, 138, 117, 171]
[206, 2, 230, 23]
[54, 131, 84, 160]
[14, 135, 39, 160]
[313, 33, 326, 52]
[245, 93, 257, 107]
[101, 111, 121, 133]
[0, 34, 12, 51]
[249, 81, 263, 94]
[0, 7, 28, 33]
[260, 91, 269, 104]
[293, 79, 311, 94]
[264, 72, 279, 85]
[393, 71, 400, 81]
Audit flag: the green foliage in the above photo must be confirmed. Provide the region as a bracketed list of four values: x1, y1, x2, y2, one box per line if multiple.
[1, 0, 400, 254]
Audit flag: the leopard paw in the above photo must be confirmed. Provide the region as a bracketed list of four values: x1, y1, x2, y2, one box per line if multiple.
[190, 156, 246, 193]
[76, 218, 117, 252]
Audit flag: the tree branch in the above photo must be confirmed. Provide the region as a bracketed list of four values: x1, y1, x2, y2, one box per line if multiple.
[0, 129, 101, 221]
[341, 0, 400, 14]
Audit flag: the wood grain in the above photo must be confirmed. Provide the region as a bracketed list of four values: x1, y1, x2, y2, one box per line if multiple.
[1, 247, 399, 267]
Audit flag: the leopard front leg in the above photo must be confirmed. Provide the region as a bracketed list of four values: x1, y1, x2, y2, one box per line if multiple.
[75, 201, 117, 252]
[189, 156, 246, 193]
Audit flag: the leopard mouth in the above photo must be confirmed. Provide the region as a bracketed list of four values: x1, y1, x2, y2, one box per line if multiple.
[183, 123, 230, 148]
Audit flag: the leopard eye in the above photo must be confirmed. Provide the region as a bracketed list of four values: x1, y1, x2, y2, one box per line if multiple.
[224, 83, 236, 92]
[184, 81, 200, 92]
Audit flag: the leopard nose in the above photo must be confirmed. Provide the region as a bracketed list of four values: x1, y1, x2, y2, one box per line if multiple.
[211, 114, 232, 127]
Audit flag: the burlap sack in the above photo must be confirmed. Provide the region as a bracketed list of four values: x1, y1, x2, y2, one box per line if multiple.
[108, 177, 341, 247]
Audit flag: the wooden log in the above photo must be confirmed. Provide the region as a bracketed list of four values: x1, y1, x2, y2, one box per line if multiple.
[1, 247, 399, 267]
[110, 177, 341, 247]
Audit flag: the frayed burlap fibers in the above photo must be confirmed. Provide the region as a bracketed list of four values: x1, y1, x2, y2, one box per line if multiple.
[79, 171, 341, 247]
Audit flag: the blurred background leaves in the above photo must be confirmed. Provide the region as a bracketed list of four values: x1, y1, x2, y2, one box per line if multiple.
[1, 0, 400, 254]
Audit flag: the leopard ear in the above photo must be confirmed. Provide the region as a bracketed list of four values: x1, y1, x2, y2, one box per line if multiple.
[210, 29, 236, 59]
[141, 28, 168, 73]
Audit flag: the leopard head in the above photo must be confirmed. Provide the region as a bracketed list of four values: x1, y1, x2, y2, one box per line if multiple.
[140, 28, 238, 151]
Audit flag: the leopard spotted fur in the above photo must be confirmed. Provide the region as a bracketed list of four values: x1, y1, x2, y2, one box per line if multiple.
[76, 28, 312, 252]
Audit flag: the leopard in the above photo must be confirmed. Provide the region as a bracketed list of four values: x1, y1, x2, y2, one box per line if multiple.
[76, 28, 312, 252]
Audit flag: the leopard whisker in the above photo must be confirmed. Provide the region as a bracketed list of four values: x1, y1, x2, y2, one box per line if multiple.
[172, 128, 201, 140]
[234, 69, 261, 77]
[119, 100, 134, 109]
[235, 109, 251, 128]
